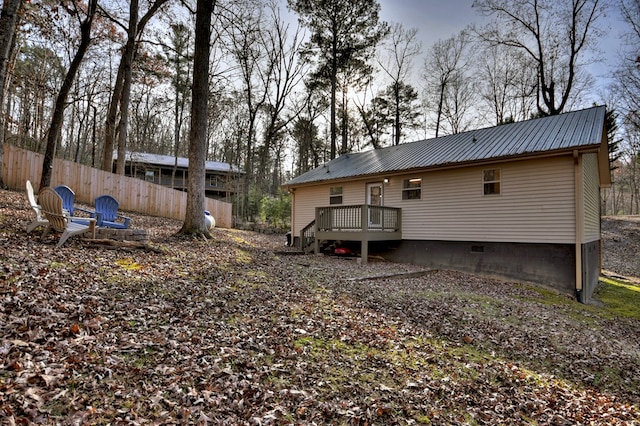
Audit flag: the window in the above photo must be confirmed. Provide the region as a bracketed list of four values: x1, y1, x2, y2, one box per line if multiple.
[145, 170, 155, 182]
[209, 175, 220, 187]
[402, 178, 422, 200]
[329, 186, 343, 205]
[483, 169, 501, 195]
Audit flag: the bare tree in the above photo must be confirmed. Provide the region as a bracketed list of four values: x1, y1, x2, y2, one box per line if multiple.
[440, 69, 479, 134]
[422, 30, 470, 137]
[473, 0, 604, 116]
[219, 0, 269, 219]
[40, 0, 98, 189]
[607, 0, 640, 215]
[256, 1, 307, 194]
[377, 23, 421, 145]
[477, 43, 537, 124]
[180, 0, 214, 236]
[0, 0, 23, 187]
[290, 83, 328, 174]
[160, 22, 193, 188]
[100, 0, 170, 173]
[615, 0, 640, 132]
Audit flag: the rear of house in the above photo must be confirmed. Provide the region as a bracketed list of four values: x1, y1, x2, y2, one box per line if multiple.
[283, 106, 611, 303]
[115, 151, 243, 201]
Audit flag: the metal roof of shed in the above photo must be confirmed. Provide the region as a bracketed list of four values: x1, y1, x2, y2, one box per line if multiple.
[117, 151, 244, 174]
[284, 106, 607, 187]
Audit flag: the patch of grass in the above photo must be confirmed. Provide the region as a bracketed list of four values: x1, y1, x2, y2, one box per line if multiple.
[595, 277, 640, 320]
[122, 346, 158, 368]
[116, 257, 143, 271]
[522, 285, 605, 325]
[525, 286, 575, 307]
[592, 365, 624, 388]
[234, 248, 253, 264]
[227, 229, 254, 246]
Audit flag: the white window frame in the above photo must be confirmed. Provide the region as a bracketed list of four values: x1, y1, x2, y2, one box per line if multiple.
[329, 186, 343, 205]
[483, 168, 501, 195]
[402, 178, 422, 200]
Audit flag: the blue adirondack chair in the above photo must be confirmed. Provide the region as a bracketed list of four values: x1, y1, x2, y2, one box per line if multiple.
[94, 195, 131, 229]
[54, 185, 93, 223]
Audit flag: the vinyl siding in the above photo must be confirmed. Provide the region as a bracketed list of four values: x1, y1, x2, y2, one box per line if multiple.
[398, 157, 576, 243]
[292, 156, 577, 244]
[292, 181, 369, 235]
[292, 185, 325, 236]
[582, 153, 601, 242]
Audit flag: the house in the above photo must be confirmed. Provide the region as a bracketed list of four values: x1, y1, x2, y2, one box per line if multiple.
[115, 151, 243, 201]
[282, 106, 611, 303]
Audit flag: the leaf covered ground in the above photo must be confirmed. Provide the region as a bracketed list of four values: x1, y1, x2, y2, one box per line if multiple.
[1, 188, 639, 425]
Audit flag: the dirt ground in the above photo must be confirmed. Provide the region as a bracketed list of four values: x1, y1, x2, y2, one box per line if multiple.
[601, 215, 640, 280]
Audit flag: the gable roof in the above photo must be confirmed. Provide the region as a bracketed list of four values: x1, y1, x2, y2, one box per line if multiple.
[284, 106, 608, 187]
[117, 151, 244, 174]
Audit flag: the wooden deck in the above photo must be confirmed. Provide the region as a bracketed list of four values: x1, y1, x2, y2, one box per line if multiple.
[300, 205, 402, 263]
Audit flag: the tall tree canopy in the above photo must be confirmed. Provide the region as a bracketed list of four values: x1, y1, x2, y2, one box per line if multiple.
[473, 0, 604, 116]
[288, 0, 388, 159]
[422, 30, 471, 137]
[40, 0, 98, 188]
[377, 23, 422, 145]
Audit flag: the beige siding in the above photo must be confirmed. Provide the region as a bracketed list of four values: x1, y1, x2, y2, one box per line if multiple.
[342, 180, 369, 205]
[582, 153, 601, 242]
[292, 180, 379, 235]
[292, 185, 326, 235]
[292, 156, 578, 244]
[397, 157, 576, 243]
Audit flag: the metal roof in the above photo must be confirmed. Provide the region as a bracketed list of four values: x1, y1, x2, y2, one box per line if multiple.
[117, 151, 244, 174]
[284, 106, 607, 187]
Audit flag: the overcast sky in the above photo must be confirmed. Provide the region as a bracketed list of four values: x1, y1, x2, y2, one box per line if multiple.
[375, 0, 624, 101]
[379, 0, 479, 45]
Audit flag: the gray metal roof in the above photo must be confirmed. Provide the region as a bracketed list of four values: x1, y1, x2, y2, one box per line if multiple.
[284, 106, 606, 187]
[117, 151, 244, 174]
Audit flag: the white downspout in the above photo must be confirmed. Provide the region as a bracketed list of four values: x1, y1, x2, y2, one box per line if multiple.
[574, 150, 584, 296]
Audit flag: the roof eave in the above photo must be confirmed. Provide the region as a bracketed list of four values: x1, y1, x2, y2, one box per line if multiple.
[282, 146, 603, 189]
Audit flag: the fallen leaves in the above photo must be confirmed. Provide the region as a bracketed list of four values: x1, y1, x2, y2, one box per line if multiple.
[1, 188, 639, 424]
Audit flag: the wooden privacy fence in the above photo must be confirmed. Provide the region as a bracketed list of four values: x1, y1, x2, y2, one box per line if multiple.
[2, 143, 232, 227]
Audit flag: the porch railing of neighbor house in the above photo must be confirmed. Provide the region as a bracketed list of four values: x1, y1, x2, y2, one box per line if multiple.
[304, 204, 401, 263]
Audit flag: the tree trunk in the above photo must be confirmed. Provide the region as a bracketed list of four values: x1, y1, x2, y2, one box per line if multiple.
[101, 0, 170, 172]
[330, 34, 337, 159]
[102, 57, 125, 172]
[394, 82, 401, 146]
[40, 0, 97, 189]
[115, 0, 139, 175]
[0, 0, 22, 187]
[435, 82, 445, 138]
[341, 87, 348, 155]
[180, 0, 213, 236]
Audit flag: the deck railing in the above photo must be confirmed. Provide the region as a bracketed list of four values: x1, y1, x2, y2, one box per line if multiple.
[297, 205, 401, 262]
[316, 204, 401, 232]
[300, 219, 316, 252]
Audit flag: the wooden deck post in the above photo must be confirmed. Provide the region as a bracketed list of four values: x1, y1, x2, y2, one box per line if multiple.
[314, 209, 321, 255]
[360, 205, 368, 264]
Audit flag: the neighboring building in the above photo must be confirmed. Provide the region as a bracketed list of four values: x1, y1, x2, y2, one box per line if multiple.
[282, 106, 611, 303]
[115, 151, 243, 201]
